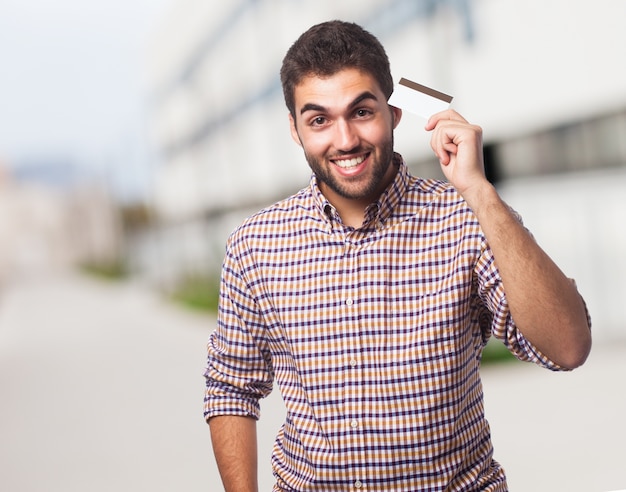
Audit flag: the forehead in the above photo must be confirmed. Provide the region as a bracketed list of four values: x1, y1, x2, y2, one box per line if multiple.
[293, 68, 384, 112]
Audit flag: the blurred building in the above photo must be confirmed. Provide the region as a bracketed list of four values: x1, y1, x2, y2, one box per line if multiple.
[144, 0, 626, 339]
[0, 163, 123, 284]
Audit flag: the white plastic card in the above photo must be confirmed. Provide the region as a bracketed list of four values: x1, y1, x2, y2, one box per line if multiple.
[388, 77, 453, 119]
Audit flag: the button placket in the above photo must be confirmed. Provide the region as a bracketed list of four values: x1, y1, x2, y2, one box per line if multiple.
[341, 235, 367, 484]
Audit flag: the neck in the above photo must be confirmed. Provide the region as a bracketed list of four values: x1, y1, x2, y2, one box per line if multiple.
[322, 160, 398, 228]
[333, 197, 371, 229]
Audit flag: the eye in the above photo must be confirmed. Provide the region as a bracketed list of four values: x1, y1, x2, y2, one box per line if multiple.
[310, 116, 328, 127]
[354, 108, 373, 119]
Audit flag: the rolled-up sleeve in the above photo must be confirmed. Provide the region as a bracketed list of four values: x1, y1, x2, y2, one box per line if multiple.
[203, 243, 273, 422]
[474, 235, 570, 372]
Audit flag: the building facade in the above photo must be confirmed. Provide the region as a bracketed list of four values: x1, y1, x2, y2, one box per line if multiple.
[144, 0, 626, 338]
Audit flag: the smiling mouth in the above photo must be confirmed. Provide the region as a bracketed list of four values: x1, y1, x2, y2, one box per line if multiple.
[331, 154, 368, 169]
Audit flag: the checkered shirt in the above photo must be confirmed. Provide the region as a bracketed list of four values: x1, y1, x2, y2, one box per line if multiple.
[204, 156, 566, 491]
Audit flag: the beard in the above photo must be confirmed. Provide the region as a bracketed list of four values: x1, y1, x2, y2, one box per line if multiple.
[303, 136, 396, 201]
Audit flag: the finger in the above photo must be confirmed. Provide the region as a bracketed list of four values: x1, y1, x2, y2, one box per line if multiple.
[431, 135, 456, 164]
[430, 121, 461, 155]
[430, 120, 472, 165]
[425, 109, 468, 130]
[443, 142, 458, 155]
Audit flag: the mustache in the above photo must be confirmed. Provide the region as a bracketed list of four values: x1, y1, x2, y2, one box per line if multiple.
[328, 147, 370, 159]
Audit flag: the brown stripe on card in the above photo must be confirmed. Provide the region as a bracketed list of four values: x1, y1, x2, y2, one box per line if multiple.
[398, 78, 453, 103]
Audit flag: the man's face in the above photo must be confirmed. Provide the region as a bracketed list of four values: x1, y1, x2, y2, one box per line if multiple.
[289, 68, 402, 207]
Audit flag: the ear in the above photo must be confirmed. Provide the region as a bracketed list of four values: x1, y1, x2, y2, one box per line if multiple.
[391, 105, 402, 129]
[289, 113, 302, 146]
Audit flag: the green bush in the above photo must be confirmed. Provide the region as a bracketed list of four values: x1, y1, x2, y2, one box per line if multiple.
[481, 338, 518, 365]
[80, 260, 129, 280]
[171, 275, 220, 313]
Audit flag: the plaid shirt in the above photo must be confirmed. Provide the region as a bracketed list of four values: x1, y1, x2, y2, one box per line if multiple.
[204, 156, 565, 491]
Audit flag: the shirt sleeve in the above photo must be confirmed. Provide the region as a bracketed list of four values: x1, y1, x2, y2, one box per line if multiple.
[473, 211, 572, 372]
[203, 242, 274, 422]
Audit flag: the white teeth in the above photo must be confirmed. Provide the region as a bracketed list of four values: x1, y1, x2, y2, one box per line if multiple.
[334, 155, 366, 169]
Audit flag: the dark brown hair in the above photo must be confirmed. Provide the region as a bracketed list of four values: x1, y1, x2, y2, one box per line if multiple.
[280, 20, 394, 118]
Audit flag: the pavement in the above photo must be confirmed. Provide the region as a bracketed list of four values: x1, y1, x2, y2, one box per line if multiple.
[1, 272, 624, 491]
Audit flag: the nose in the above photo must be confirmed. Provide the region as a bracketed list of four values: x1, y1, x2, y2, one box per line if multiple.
[334, 119, 360, 152]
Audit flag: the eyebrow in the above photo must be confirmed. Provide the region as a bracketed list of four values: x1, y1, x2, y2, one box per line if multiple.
[299, 91, 380, 115]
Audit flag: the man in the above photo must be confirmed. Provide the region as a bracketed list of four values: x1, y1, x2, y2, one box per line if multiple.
[204, 20, 591, 491]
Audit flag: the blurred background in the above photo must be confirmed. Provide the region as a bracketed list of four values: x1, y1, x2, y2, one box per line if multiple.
[1, 0, 625, 491]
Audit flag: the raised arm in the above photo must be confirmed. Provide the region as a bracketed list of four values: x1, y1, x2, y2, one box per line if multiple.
[209, 415, 258, 492]
[426, 110, 591, 369]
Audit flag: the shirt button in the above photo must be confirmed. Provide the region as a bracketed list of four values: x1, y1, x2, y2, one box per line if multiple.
[349, 358, 357, 368]
[350, 419, 359, 429]
[354, 480, 363, 489]
[345, 298, 354, 306]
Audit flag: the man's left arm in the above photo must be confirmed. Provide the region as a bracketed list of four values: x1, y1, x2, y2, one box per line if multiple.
[426, 110, 591, 369]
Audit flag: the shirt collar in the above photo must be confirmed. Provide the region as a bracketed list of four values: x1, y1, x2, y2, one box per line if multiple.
[310, 152, 409, 229]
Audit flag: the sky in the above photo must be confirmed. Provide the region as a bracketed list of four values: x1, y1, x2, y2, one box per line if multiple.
[0, 0, 172, 197]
